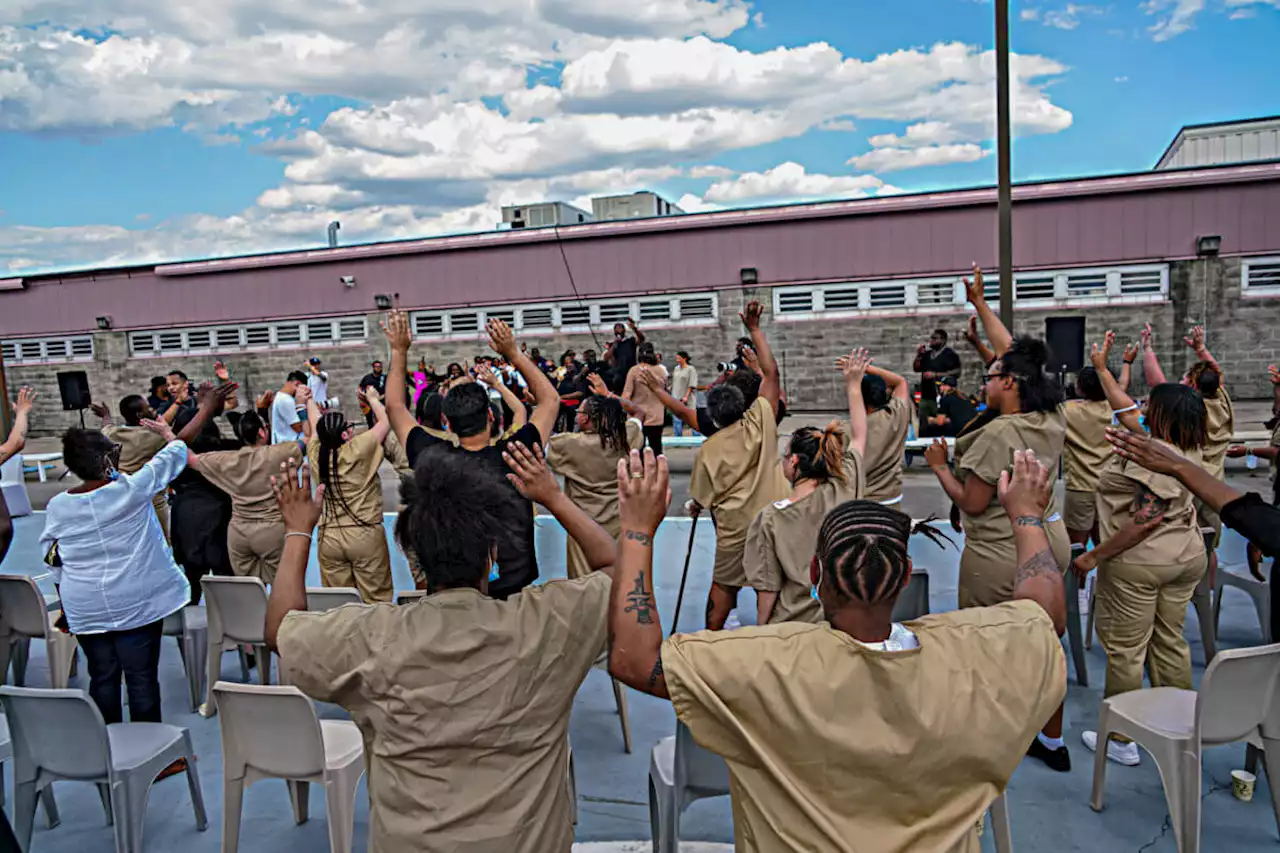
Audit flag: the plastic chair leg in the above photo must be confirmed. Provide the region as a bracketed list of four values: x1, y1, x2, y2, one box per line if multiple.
[221, 776, 245, 853]
[324, 768, 362, 853]
[253, 645, 272, 685]
[1090, 706, 1111, 812]
[184, 743, 208, 832]
[612, 679, 633, 754]
[181, 630, 205, 712]
[14, 780, 38, 851]
[1085, 589, 1097, 650]
[203, 643, 222, 717]
[237, 647, 251, 682]
[48, 633, 77, 690]
[41, 784, 59, 828]
[11, 638, 30, 687]
[98, 782, 114, 825]
[648, 775, 679, 853]
[1191, 581, 1216, 663]
[1180, 749, 1202, 853]
[1064, 571, 1088, 687]
[289, 780, 311, 824]
[990, 791, 1013, 853]
[1260, 737, 1280, 843]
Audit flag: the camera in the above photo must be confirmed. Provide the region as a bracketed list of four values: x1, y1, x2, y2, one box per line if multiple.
[717, 361, 733, 373]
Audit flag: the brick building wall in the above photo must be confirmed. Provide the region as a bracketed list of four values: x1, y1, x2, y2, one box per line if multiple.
[9, 256, 1278, 437]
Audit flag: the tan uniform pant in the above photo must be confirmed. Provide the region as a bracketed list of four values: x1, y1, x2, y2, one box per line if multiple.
[152, 492, 170, 544]
[227, 518, 285, 585]
[1095, 556, 1208, 699]
[958, 519, 1071, 608]
[319, 524, 393, 603]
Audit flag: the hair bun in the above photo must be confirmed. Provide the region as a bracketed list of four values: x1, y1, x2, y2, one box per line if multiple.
[1010, 335, 1051, 370]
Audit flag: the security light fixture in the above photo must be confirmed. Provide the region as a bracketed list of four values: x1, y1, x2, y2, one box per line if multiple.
[1196, 235, 1221, 257]
[740, 267, 759, 286]
[95, 316, 113, 330]
[374, 294, 393, 310]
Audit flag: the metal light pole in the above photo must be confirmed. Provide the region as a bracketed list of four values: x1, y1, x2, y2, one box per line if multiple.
[995, 0, 1015, 330]
[0, 349, 10, 439]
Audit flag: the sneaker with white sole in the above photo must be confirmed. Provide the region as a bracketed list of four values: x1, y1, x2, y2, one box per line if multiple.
[1082, 730, 1141, 766]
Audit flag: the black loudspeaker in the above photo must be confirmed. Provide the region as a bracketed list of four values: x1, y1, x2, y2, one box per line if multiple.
[56, 371, 91, 411]
[1044, 317, 1086, 374]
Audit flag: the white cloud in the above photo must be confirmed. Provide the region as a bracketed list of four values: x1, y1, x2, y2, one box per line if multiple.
[847, 143, 990, 173]
[1114, 75, 1129, 82]
[702, 162, 884, 203]
[1142, 0, 1206, 40]
[867, 121, 962, 148]
[1021, 8, 1042, 20]
[1040, 4, 1105, 29]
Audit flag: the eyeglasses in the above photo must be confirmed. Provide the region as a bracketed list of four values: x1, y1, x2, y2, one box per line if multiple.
[984, 370, 1009, 382]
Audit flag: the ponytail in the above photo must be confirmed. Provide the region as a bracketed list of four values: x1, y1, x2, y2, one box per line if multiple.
[789, 421, 848, 484]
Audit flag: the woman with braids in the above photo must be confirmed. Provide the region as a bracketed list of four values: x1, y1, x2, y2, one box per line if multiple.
[194, 410, 303, 584]
[609, 446, 1067, 852]
[267, 442, 619, 853]
[925, 265, 1072, 772]
[545, 394, 643, 579]
[744, 348, 871, 626]
[1072, 332, 1208, 768]
[304, 387, 393, 602]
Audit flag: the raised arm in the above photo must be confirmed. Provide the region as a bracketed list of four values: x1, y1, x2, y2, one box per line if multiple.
[1106, 428, 1240, 514]
[176, 382, 237, 445]
[962, 315, 996, 367]
[476, 367, 526, 433]
[998, 450, 1067, 636]
[629, 317, 647, 346]
[487, 319, 559, 442]
[607, 448, 672, 699]
[590, 372, 644, 418]
[305, 395, 323, 439]
[836, 349, 871, 457]
[379, 310, 419, 448]
[963, 264, 1013, 357]
[0, 387, 36, 466]
[364, 388, 391, 443]
[265, 459, 324, 651]
[740, 300, 780, 413]
[1140, 323, 1167, 386]
[1184, 326, 1221, 375]
[1089, 332, 1143, 434]
[504, 441, 615, 578]
[866, 363, 910, 401]
[1119, 342, 1139, 394]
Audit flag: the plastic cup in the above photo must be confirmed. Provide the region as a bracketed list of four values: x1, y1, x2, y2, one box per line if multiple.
[1233, 769, 1256, 803]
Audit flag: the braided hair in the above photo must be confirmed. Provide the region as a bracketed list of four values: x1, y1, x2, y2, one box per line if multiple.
[583, 395, 628, 454]
[787, 421, 847, 485]
[316, 411, 379, 529]
[816, 501, 950, 606]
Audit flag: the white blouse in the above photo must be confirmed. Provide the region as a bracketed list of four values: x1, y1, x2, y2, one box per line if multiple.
[40, 440, 191, 634]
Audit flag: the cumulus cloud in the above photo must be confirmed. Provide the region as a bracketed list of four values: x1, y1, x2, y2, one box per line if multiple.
[702, 162, 885, 203]
[867, 121, 962, 148]
[847, 143, 990, 173]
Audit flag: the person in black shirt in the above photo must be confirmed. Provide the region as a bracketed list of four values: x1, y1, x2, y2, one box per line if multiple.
[147, 376, 170, 413]
[913, 329, 962, 424]
[604, 319, 646, 393]
[359, 361, 388, 428]
[382, 310, 561, 599]
[923, 376, 977, 437]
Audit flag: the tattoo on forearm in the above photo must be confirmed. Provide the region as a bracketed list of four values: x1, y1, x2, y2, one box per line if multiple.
[648, 655, 664, 689]
[625, 572, 655, 624]
[624, 530, 653, 547]
[1014, 548, 1060, 588]
[1014, 516, 1044, 528]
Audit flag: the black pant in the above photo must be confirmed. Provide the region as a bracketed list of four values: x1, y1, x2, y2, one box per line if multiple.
[643, 425, 664, 457]
[78, 620, 165, 724]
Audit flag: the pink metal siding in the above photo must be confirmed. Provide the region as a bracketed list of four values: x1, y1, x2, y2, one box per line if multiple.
[3, 168, 1279, 337]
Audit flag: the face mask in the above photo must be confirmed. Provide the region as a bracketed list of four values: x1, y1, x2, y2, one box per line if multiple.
[105, 464, 120, 483]
[489, 562, 500, 582]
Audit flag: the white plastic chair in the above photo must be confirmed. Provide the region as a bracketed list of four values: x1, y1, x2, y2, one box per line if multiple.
[213, 682, 365, 853]
[395, 590, 426, 605]
[201, 577, 273, 716]
[0, 686, 207, 853]
[891, 569, 930, 622]
[0, 455, 32, 518]
[162, 606, 209, 712]
[306, 588, 364, 612]
[0, 574, 77, 690]
[648, 721, 1013, 852]
[1213, 563, 1272, 645]
[1090, 643, 1280, 853]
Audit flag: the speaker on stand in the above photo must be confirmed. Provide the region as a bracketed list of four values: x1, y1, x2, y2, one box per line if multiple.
[56, 371, 91, 428]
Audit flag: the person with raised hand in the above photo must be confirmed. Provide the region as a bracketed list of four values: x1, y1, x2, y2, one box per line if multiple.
[608, 447, 1066, 852]
[0, 386, 36, 466]
[1062, 332, 1123, 550]
[381, 310, 560, 599]
[267, 441, 616, 853]
[744, 348, 872, 626]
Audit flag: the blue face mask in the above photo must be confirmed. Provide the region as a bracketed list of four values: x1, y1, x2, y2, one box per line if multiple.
[105, 465, 120, 482]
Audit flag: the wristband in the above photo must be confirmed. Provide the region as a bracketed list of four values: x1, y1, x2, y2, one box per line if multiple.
[1123, 359, 1135, 365]
[1111, 403, 1139, 416]
[285, 531, 313, 541]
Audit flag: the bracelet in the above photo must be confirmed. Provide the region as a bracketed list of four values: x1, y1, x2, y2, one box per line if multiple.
[1124, 359, 1135, 365]
[285, 531, 313, 541]
[1112, 403, 1139, 415]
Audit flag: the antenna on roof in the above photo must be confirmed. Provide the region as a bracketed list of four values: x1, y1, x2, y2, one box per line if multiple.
[327, 221, 341, 248]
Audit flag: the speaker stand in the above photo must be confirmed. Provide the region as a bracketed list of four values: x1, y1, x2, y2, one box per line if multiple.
[78, 408, 86, 429]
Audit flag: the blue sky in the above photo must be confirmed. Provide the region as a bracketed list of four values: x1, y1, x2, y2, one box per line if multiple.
[0, 0, 1276, 274]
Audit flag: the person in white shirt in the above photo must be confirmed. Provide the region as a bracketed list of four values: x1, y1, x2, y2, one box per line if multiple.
[307, 358, 330, 408]
[272, 371, 309, 445]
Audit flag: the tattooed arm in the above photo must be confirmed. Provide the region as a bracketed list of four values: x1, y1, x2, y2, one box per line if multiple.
[998, 449, 1067, 636]
[607, 449, 672, 699]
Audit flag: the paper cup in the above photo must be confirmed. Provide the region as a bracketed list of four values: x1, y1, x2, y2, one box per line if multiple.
[1233, 769, 1256, 803]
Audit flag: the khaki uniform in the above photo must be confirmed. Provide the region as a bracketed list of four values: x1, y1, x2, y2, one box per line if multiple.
[1062, 399, 1113, 534]
[955, 410, 1071, 608]
[308, 431, 393, 603]
[662, 601, 1066, 853]
[863, 397, 912, 504]
[744, 446, 864, 625]
[1197, 389, 1235, 537]
[623, 366, 667, 427]
[197, 443, 303, 584]
[690, 398, 790, 588]
[546, 420, 644, 579]
[104, 425, 169, 541]
[1094, 444, 1207, 698]
[277, 572, 612, 853]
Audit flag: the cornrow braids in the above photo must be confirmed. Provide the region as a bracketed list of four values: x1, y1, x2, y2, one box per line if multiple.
[316, 412, 380, 529]
[817, 501, 951, 606]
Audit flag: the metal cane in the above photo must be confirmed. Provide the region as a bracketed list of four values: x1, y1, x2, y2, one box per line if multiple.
[669, 517, 699, 637]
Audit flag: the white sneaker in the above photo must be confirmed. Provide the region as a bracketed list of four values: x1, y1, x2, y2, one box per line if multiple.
[1082, 730, 1141, 766]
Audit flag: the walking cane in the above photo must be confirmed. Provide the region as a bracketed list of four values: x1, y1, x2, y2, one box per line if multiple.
[669, 517, 699, 637]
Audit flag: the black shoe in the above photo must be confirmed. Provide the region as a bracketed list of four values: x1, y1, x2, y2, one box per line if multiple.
[1027, 738, 1071, 772]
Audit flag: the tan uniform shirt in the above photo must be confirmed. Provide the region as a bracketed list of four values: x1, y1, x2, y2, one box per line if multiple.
[623, 365, 667, 427]
[744, 447, 864, 625]
[662, 601, 1066, 853]
[382, 432, 413, 478]
[1271, 421, 1280, 485]
[690, 397, 790, 584]
[546, 420, 644, 579]
[1202, 388, 1234, 480]
[863, 397, 911, 502]
[307, 430, 384, 528]
[1096, 441, 1206, 565]
[956, 409, 1066, 564]
[278, 572, 612, 853]
[197, 442, 303, 521]
[103, 425, 166, 475]
[1062, 399, 1113, 492]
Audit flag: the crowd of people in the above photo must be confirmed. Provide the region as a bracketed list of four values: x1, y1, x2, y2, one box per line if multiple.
[3, 270, 1280, 851]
